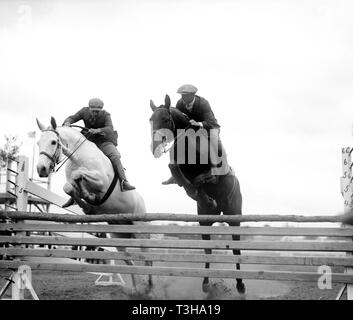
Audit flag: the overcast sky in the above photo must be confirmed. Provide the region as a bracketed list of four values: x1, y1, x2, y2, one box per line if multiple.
[0, 0, 353, 217]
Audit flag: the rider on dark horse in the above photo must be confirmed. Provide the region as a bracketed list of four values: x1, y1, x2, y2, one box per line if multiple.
[150, 88, 245, 294]
[62, 98, 135, 192]
[162, 84, 228, 186]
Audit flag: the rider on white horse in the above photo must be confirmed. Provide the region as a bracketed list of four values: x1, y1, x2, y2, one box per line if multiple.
[63, 98, 135, 192]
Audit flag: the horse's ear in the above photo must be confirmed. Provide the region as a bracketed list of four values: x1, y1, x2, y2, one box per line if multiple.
[50, 117, 57, 130]
[164, 95, 171, 109]
[150, 100, 157, 112]
[36, 118, 46, 131]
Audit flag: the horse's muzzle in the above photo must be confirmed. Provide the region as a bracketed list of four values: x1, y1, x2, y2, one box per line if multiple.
[37, 164, 49, 178]
[152, 144, 165, 158]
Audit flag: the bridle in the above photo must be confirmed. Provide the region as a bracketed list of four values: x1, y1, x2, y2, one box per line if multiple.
[39, 129, 63, 172]
[39, 127, 87, 173]
[153, 107, 191, 154]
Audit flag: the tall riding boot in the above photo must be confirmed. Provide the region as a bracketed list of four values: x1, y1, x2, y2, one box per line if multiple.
[113, 157, 136, 191]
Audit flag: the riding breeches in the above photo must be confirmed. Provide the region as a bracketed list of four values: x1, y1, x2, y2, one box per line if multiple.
[97, 142, 127, 181]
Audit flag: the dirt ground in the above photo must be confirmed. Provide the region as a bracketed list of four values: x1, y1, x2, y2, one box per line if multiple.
[0, 269, 344, 300]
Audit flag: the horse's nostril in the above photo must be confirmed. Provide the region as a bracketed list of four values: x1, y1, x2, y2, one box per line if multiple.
[39, 167, 47, 177]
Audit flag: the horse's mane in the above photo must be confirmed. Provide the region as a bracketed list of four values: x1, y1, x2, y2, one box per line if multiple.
[170, 107, 189, 120]
[57, 126, 86, 140]
[56, 126, 97, 151]
[151, 106, 190, 130]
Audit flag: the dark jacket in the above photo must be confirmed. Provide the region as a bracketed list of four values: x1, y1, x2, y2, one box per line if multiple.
[176, 95, 220, 130]
[63, 107, 118, 146]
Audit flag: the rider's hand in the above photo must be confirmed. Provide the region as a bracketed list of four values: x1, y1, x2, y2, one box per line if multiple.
[189, 119, 203, 127]
[63, 122, 71, 127]
[88, 128, 101, 135]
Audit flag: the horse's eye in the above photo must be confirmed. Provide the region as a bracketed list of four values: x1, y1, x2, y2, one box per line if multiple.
[51, 140, 57, 145]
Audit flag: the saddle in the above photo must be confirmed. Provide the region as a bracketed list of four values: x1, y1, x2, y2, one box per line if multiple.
[168, 164, 218, 209]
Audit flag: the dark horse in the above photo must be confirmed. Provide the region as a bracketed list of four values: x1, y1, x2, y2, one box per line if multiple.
[149, 95, 245, 294]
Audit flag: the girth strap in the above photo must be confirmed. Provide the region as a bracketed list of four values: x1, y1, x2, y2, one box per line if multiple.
[91, 166, 119, 206]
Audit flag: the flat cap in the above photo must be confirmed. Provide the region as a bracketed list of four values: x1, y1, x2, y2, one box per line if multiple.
[177, 84, 198, 94]
[88, 98, 104, 109]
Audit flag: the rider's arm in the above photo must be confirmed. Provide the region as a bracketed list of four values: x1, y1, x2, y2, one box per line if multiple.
[198, 98, 220, 130]
[96, 112, 114, 136]
[62, 108, 85, 126]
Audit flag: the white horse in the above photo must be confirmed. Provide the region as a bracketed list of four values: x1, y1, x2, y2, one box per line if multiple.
[36, 117, 152, 293]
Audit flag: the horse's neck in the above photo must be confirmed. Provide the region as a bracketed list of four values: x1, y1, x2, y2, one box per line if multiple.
[57, 127, 96, 167]
[171, 108, 189, 130]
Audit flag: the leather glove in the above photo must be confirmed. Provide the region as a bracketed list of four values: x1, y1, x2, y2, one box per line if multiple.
[189, 119, 203, 127]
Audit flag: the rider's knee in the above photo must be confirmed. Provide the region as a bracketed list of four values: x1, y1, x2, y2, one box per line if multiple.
[100, 143, 121, 159]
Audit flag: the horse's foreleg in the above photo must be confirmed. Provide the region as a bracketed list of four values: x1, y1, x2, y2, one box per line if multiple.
[62, 182, 79, 208]
[63, 182, 94, 214]
[74, 169, 105, 192]
[71, 169, 104, 204]
[224, 175, 246, 295]
[62, 196, 75, 208]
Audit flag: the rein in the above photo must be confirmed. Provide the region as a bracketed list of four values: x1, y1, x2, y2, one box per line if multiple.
[55, 135, 87, 172]
[162, 109, 191, 154]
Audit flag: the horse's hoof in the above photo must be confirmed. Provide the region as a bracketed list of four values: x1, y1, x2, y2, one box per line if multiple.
[202, 282, 211, 293]
[145, 281, 153, 294]
[62, 197, 75, 208]
[236, 282, 246, 295]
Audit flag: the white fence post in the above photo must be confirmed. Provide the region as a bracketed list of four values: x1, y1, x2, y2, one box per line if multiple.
[16, 156, 29, 212]
[340, 147, 353, 300]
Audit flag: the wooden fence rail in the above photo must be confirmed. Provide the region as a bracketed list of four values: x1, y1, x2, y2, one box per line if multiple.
[1, 222, 353, 237]
[0, 211, 346, 223]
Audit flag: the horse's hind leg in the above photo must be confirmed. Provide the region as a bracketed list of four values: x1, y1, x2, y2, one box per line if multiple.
[224, 175, 246, 295]
[230, 224, 246, 294]
[120, 247, 138, 292]
[198, 201, 219, 293]
[140, 246, 153, 292]
[108, 228, 138, 293]
[132, 221, 153, 292]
